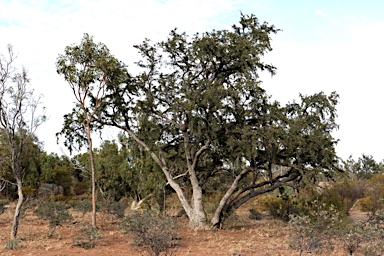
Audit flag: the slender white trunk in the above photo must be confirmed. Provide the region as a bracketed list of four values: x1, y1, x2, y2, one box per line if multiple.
[85, 126, 97, 228]
[10, 178, 23, 239]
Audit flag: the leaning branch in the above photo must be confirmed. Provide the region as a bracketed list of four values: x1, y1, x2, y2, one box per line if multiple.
[230, 172, 301, 210]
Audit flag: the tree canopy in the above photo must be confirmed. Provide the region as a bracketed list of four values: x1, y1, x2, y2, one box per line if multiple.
[80, 14, 341, 228]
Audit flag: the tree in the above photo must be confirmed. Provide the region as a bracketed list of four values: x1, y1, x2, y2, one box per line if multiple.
[343, 154, 384, 179]
[38, 152, 73, 195]
[56, 34, 129, 227]
[98, 14, 340, 229]
[0, 45, 45, 239]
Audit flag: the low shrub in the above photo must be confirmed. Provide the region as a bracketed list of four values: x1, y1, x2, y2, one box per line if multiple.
[321, 180, 365, 215]
[36, 201, 73, 237]
[120, 211, 178, 256]
[99, 195, 127, 228]
[0, 198, 9, 214]
[360, 174, 384, 215]
[5, 239, 21, 250]
[70, 198, 94, 217]
[263, 196, 300, 222]
[288, 200, 341, 256]
[248, 208, 262, 220]
[339, 210, 384, 256]
[73, 222, 102, 249]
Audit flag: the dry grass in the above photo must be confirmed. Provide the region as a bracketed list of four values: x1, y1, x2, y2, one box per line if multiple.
[0, 200, 368, 256]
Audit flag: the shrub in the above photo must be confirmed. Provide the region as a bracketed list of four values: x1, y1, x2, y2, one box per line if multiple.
[340, 220, 365, 255]
[100, 195, 126, 218]
[248, 208, 262, 220]
[0, 198, 9, 214]
[73, 222, 102, 249]
[288, 201, 340, 256]
[70, 198, 94, 217]
[263, 196, 300, 221]
[360, 174, 384, 215]
[339, 212, 384, 256]
[322, 180, 365, 215]
[5, 239, 21, 250]
[73, 181, 89, 195]
[99, 194, 127, 228]
[120, 211, 178, 256]
[36, 201, 73, 237]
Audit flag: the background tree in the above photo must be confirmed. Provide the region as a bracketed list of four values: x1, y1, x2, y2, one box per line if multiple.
[56, 34, 129, 227]
[0, 45, 45, 239]
[96, 14, 340, 229]
[343, 154, 384, 179]
[38, 152, 74, 195]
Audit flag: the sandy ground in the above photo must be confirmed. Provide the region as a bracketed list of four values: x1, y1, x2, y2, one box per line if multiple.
[0, 202, 370, 256]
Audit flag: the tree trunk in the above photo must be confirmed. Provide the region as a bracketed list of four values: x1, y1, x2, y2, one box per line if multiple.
[10, 178, 23, 239]
[211, 168, 252, 228]
[187, 168, 207, 229]
[189, 185, 207, 229]
[90, 148, 96, 228]
[85, 126, 97, 228]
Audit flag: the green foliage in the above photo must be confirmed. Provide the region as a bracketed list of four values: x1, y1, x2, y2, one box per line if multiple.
[94, 13, 341, 228]
[73, 222, 102, 249]
[99, 194, 127, 227]
[56, 33, 130, 153]
[288, 201, 340, 256]
[343, 154, 384, 179]
[73, 180, 89, 196]
[100, 196, 126, 219]
[120, 211, 178, 256]
[360, 174, 384, 215]
[262, 187, 300, 221]
[36, 201, 73, 237]
[70, 198, 94, 217]
[38, 152, 73, 195]
[321, 179, 365, 215]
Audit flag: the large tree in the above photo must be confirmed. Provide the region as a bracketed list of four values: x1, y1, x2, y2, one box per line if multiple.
[56, 34, 129, 227]
[0, 45, 45, 239]
[95, 14, 341, 229]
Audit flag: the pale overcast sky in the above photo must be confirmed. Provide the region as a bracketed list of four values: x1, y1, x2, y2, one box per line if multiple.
[1, 0, 383, 161]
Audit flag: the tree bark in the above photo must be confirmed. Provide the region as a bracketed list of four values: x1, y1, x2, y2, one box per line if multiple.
[10, 178, 23, 239]
[85, 126, 97, 228]
[210, 168, 252, 228]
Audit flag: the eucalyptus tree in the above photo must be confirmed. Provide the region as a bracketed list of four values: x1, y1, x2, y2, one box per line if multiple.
[56, 34, 129, 227]
[99, 14, 340, 228]
[0, 45, 45, 239]
[97, 14, 341, 229]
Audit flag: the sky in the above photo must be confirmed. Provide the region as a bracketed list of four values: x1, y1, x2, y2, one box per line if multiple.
[0, 0, 383, 161]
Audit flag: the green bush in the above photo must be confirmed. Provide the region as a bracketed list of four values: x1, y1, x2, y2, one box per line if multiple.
[73, 222, 102, 249]
[288, 201, 340, 256]
[321, 180, 365, 215]
[70, 198, 95, 217]
[73, 181, 89, 196]
[120, 211, 178, 256]
[100, 194, 126, 219]
[360, 174, 384, 215]
[36, 201, 73, 237]
[263, 196, 300, 221]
